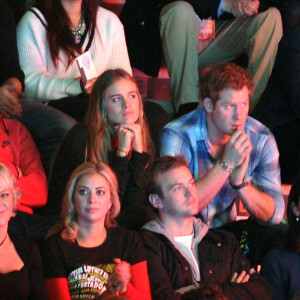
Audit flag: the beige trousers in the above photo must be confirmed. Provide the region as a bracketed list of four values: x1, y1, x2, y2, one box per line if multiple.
[160, 1, 283, 111]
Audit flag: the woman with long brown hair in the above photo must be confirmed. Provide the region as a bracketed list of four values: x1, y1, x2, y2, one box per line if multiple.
[48, 69, 155, 229]
[17, 0, 131, 121]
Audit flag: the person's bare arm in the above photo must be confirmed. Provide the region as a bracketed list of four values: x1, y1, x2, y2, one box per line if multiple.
[196, 131, 252, 211]
[236, 182, 275, 221]
[230, 153, 276, 222]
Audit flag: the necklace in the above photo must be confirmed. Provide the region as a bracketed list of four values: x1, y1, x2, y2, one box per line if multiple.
[0, 233, 8, 247]
[71, 17, 86, 45]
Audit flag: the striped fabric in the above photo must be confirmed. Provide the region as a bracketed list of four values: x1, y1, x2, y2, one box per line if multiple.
[160, 108, 285, 228]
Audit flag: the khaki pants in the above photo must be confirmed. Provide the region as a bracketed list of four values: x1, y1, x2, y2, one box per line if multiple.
[160, 2, 283, 111]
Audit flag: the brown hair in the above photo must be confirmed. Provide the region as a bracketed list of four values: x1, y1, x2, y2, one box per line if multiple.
[144, 156, 189, 199]
[85, 68, 153, 164]
[37, 0, 99, 68]
[199, 63, 254, 105]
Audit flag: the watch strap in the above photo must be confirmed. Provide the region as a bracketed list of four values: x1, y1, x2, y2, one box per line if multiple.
[230, 179, 248, 190]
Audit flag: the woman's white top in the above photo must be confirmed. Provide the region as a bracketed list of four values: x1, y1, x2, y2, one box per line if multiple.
[17, 7, 132, 101]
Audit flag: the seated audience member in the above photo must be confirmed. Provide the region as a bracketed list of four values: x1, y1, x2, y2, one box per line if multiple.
[262, 172, 300, 300]
[120, 0, 282, 113]
[141, 156, 271, 299]
[0, 115, 47, 214]
[0, 0, 76, 176]
[0, 163, 46, 299]
[48, 69, 154, 228]
[160, 63, 285, 263]
[16, 0, 132, 122]
[42, 162, 152, 300]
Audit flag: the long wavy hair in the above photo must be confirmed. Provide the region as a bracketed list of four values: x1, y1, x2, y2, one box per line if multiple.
[286, 172, 300, 253]
[0, 163, 21, 215]
[48, 162, 121, 241]
[36, 0, 99, 68]
[85, 69, 153, 164]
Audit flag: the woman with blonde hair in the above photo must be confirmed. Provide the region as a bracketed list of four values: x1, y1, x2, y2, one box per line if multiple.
[43, 161, 152, 299]
[48, 69, 155, 229]
[0, 163, 46, 299]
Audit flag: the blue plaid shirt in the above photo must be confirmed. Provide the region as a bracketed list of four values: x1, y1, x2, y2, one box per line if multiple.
[160, 108, 285, 228]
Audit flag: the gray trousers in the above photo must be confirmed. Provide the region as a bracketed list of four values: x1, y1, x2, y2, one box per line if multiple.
[160, 2, 283, 111]
[17, 98, 77, 176]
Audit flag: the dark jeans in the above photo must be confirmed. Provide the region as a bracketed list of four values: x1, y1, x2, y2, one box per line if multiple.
[17, 98, 77, 177]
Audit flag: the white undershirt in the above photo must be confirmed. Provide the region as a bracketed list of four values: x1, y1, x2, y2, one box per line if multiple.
[174, 234, 200, 282]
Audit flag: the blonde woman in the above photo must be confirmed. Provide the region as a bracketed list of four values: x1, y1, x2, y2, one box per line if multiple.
[43, 162, 152, 299]
[0, 163, 46, 299]
[48, 69, 154, 229]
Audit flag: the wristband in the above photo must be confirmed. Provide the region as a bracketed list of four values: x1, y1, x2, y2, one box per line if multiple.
[230, 179, 248, 190]
[217, 159, 233, 174]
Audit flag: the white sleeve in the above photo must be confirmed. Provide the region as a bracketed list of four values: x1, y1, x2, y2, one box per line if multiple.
[17, 10, 81, 101]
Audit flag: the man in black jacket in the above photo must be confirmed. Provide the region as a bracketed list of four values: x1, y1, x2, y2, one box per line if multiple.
[141, 155, 271, 299]
[120, 0, 282, 114]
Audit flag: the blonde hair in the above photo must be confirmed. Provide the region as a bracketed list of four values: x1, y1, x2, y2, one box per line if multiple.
[0, 163, 21, 214]
[85, 69, 153, 163]
[48, 162, 121, 241]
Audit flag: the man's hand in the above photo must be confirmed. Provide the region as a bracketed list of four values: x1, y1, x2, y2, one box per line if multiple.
[222, 131, 252, 170]
[231, 270, 250, 283]
[222, 0, 259, 17]
[230, 153, 250, 186]
[0, 77, 22, 117]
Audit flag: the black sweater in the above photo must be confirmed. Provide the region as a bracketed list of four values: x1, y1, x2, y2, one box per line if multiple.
[48, 123, 151, 216]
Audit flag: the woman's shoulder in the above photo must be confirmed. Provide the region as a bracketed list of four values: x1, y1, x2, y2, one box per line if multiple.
[9, 231, 37, 250]
[17, 7, 46, 30]
[107, 225, 146, 264]
[8, 231, 41, 263]
[61, 122, 88, 148]
[107, 225, 143, 249]
[108, 225, 141, 240]
[95, 6, 123, 28]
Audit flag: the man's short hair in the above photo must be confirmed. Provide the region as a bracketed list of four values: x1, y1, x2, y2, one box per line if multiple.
[199, 62, 254, 104]
[144, 156, 189, 199]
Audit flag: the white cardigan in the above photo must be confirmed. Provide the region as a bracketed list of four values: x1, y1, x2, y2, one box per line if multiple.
[17, 7, 132, 102]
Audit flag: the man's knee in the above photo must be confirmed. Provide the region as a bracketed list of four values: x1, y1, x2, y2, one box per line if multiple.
[160, 1, 198, 28]
[259, 7, 283, 37]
